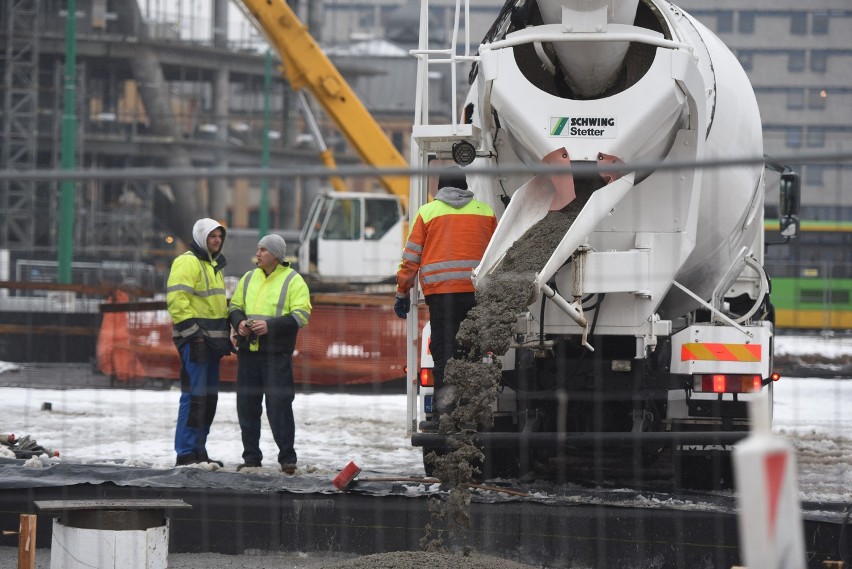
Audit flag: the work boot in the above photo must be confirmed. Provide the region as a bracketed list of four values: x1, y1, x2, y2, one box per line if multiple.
[280, 463, 297, 475]
[196, 450, 224, 468]
[236, 461, 262, 471]
[175, 453, 200, 466]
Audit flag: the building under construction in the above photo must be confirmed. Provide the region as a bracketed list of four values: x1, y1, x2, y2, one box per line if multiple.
[0, 0, 432, 290]
[7, 0, 849, 287]
[0, 0, 451, 363]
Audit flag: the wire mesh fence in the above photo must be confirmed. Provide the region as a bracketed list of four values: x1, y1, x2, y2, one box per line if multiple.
[0, 162, 850, 568]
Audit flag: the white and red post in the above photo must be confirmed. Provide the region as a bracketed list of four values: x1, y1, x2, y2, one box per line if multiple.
[733, 393, 806, 569]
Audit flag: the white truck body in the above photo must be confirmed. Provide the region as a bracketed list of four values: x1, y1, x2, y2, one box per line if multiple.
[406, 0, 789, 487]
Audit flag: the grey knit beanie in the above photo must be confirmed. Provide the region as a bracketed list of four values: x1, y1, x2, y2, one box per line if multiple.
[258, 234, 287, 263]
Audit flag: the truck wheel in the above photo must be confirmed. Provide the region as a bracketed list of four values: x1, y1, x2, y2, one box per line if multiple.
[675, 453, 733, 490]
[479, 448, 520, 480]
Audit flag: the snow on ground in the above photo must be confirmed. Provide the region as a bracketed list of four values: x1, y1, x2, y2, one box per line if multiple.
[0, 388, 423, 476]
[771, 377, 852, 504]
[1, 378, 849, 504]
[774, 333, 852, 359]
[0, 334, 850, 504]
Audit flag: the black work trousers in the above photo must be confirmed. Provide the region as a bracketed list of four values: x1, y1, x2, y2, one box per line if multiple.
[425, 291, 476, 392]
[236, 350, 297, 466]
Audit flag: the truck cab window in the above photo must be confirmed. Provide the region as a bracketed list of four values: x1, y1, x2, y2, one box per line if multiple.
[322, 198, 361, 240]
[364, 199, 400, 240]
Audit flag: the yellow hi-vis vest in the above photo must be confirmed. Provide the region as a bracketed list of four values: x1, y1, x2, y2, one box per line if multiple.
[229, 264, 311, 353]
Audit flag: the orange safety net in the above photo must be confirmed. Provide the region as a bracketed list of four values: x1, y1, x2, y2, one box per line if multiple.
[97, 291, 427, 386]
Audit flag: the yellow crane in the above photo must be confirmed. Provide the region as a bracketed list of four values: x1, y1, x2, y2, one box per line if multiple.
[234, 0, 409, 208]
[233, 0, 410, 283]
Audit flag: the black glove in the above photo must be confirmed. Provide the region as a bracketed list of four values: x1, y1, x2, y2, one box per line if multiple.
[394, 294, 410, 319]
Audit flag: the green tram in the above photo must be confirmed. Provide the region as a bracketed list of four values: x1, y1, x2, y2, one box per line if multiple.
[765, 217, 852, 331]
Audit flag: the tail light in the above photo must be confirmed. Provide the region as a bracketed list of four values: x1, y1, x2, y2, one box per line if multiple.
[420, 368, 434, 387]
[693, 374, 763, 393]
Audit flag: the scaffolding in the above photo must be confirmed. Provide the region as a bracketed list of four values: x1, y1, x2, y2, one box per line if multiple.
[0, 0, 41, 250]
[0, 0, 426, 288]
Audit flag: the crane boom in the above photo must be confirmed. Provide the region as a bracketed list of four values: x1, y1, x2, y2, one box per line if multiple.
[296, 91, 346, 193]
[234, 0, 409, 207]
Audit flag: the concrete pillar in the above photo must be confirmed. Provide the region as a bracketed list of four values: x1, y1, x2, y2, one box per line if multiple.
[209, 0, 230, 221]
[232, 179, 250, 227]
[212, 0, 229, 49]
[210, 66, 230, 222]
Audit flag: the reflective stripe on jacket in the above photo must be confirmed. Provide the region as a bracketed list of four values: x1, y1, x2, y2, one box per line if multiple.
[166, 251, 230, 352]
[228, 264, 311, 354]
[396, 197, 496, 296]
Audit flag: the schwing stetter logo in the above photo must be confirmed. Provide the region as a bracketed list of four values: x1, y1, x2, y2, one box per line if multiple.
[550, 116, 617, 138]
[550, 117, 570, 136]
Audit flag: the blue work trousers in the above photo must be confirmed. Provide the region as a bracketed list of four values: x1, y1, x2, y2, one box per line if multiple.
[236, 350, 297, 466]
[174, 342, 221, 459]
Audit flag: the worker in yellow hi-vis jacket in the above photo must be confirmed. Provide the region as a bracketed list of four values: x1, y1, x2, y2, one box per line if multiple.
[228, 234, 311, 475]
[166, 218, 233, 468]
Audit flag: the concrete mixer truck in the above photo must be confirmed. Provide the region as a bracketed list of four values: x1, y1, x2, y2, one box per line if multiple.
[404, 0, 800, 488]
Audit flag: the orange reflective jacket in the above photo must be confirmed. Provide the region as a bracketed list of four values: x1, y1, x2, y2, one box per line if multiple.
[396, 193, 496, 296]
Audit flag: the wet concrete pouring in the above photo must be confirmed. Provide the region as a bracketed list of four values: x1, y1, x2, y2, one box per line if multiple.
[419, 182, 596, 554]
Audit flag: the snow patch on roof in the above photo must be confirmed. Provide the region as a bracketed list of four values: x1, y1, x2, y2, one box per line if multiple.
[324, 38, 409, 58]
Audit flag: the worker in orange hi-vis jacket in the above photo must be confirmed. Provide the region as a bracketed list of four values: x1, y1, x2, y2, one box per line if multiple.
[394, 167, 497, 431]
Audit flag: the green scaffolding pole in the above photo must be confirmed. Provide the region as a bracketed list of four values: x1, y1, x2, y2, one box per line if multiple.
[58, 0, 78, 284]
